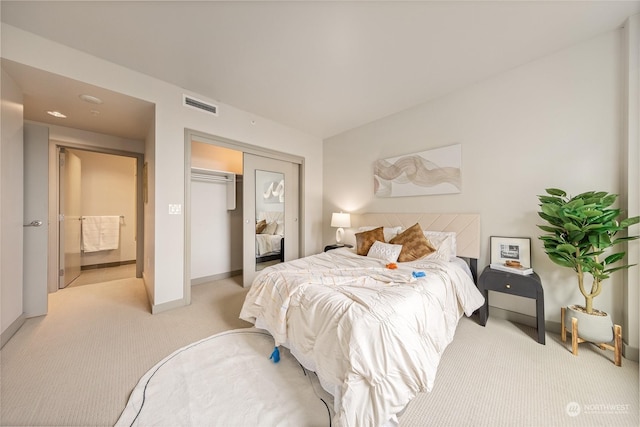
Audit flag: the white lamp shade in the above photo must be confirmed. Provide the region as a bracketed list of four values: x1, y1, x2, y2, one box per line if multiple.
[331, 212, 351, 228]
[331, 212, 350, 244]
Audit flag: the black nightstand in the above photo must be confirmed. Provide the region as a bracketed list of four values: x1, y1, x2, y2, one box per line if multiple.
[478, 266, 545, 344]
[324, 244, 353, 252]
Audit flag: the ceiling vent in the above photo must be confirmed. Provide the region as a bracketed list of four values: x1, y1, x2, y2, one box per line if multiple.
[183, 95, 218, 116]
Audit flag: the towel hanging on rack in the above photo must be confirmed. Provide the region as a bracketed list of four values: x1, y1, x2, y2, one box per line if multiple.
[81, 216, 121, 252]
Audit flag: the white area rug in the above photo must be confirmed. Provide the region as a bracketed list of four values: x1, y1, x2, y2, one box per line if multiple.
[116, 329, 333, 427]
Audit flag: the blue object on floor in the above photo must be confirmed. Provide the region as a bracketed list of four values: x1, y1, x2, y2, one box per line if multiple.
[270, 346, 280, 363]
[412, 271, 426, 278]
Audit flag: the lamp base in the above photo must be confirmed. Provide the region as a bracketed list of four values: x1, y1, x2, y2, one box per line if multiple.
[335, 227, 344, 244]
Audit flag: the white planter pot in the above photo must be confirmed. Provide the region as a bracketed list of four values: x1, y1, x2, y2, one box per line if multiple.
[564, 304, 613, 343]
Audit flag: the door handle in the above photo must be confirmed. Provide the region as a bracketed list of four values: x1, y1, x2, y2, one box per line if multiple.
[24, 220, 43, 227]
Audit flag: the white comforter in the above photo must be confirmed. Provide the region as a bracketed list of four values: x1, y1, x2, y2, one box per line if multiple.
[240, 248, 484, 427]
[255, 233, 282, 256]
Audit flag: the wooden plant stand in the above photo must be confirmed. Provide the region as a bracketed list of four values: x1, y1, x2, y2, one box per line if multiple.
[561, 307, 622, 366]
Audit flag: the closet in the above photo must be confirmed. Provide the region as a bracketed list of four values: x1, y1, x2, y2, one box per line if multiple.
[189, 142, 243, 284]
[187, 131, 303, 294]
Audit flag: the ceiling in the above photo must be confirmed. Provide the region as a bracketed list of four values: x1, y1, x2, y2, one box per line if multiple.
[2, 1, 640, 140]
[2, 59, 155, 141]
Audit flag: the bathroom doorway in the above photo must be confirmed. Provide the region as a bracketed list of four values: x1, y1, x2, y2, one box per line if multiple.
[56, 145, 142, 289]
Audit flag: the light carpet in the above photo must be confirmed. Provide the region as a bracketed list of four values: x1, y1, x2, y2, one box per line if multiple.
[1, 276, 638, 426]
[116, 329, 333, 427]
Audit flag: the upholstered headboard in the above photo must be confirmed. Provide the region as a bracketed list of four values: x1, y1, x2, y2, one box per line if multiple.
[354, 213, 480, 259]
[257, 211, 284, 223]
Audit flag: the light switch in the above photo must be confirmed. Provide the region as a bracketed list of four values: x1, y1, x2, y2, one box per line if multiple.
[168, 204, 182, 215]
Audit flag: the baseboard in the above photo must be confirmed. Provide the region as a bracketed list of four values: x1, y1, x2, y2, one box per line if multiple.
[151, 297, 188, 314]
[488, 306, 538, 328]
[81, 260, 136, 270]
[491, 307, 640, 362]
[1, 313, 26, 349]
[623, 344, 639, 362]
[141, 270, 189, 314]
[191, 270, 242, 286]
[142, 271, 153, 313]
[546, 320, 562, 335]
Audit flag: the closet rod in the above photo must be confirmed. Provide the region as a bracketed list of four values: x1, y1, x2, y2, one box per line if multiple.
[190, 167, 235, 183]
[191, 174, 233, 183]
[80, 215, 125, 220]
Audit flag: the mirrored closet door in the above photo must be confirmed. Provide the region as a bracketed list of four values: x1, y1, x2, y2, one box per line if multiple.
[243, 153, 299, 287]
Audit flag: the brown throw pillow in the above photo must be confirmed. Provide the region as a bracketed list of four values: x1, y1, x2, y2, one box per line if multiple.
[389, 223, 436, 262]
[355, 226, 385, 256]
[255, 219, 267, 234]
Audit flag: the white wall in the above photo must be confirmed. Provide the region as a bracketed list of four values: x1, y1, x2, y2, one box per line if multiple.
[46, 124, 145, 154]
[324, 30, 631, 332]
[190, 179, 243, 280]
[0, 69, 24, 340]
[2, 24, 324, 312]
[621, 15, 640, 357]
[143, 116, 156, 303]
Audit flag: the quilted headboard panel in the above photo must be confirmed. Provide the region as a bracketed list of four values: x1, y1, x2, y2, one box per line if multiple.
[354, 213, 480, 259]
[257, 211, 284, 223]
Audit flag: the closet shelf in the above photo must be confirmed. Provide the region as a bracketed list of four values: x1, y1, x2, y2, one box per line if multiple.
[191, 167, 235, 182]
[190, 168, 237, 210]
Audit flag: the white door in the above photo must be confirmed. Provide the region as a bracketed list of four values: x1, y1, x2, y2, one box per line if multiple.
[59, 148, 82, 288]
[23, 123, 49, 316]
[243, 153, 299, 287]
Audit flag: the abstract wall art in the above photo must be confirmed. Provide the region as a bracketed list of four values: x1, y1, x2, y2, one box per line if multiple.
[373, 144, 462, 197]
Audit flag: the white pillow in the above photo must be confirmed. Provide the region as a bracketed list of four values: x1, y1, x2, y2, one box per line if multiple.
[275, 222, 284, 235]
[423, 230, 457, 261]
[358, 226, 404, 242]
[366, 241, 403, 263]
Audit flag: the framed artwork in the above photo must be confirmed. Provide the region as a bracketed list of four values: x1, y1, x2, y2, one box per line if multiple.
[490, 236, 531, 267]
[373, 143, 462, 197]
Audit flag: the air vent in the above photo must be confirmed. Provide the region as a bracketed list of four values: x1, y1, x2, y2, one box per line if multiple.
[183, 95, 218, 116]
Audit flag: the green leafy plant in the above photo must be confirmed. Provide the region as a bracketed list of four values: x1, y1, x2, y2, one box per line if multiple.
[537, 188, 640, 314]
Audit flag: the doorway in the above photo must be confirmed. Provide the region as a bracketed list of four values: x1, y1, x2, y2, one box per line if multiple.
[185, 129, 304, 302]
[54, 144, 144, 291]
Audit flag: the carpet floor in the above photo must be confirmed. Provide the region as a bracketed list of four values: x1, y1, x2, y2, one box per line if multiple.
[1, 275, 638, 426]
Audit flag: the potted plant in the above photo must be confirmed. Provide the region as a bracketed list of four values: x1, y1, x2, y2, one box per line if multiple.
[537, 188, 639, 344]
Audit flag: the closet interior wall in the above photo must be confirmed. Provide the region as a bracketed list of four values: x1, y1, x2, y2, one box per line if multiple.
[190, 141, 243, 284]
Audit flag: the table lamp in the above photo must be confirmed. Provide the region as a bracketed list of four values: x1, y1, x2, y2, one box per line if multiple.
[331, 212, 351, 244]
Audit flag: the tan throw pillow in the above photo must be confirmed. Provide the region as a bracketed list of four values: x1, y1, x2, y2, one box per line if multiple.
[355, 226, 385, 256]
[389, 223, 436, 262]
[262, 221, 278, 235]
[256, 219, 267, 234]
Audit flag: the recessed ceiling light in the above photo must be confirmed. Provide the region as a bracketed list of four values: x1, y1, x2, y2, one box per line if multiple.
[79, 94, 103, 104]
[47, 111, 67, 118]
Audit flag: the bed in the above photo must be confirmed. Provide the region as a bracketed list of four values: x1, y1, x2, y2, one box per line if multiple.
[255, 211, 285, 263]
[240, 213, 484, 427]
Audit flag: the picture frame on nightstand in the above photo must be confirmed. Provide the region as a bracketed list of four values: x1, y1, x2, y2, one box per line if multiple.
[490, 236, 531, 268]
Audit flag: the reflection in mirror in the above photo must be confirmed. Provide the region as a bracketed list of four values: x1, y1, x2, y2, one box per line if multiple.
[255, 170, 285, 271]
